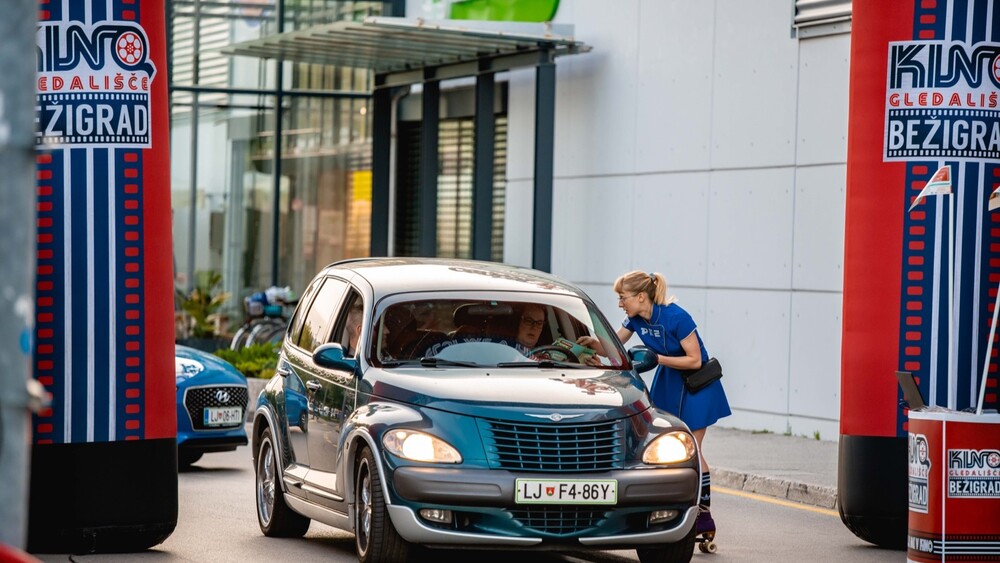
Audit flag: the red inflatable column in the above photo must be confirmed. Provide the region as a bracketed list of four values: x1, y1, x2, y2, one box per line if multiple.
[29, 0, 176, 552]
[842, 0, 1000, 549]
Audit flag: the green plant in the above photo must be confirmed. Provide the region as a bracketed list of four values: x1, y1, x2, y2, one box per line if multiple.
[813, 431, 821, 441]
[215, 342, 280, 379]
[176, 271, 230, 338]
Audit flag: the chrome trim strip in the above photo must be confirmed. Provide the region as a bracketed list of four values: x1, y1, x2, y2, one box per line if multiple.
[577, 506, 699, 546]
[302, 482, 345, 503]
[284, 494, 352, 531]
[386, 505, 542, 546]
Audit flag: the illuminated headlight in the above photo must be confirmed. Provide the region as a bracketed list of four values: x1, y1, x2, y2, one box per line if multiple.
[642, 431, 696, 464]
[382, 429, 462, 463]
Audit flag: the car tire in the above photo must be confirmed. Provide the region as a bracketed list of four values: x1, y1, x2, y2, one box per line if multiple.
[636, 524, 696, 563]
[177, 450, 202, 469]
[355, 446, 409, 563]
[255, 427, 310, 537]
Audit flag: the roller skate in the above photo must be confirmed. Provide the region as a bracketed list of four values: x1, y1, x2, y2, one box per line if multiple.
[694, 507, 717, 554]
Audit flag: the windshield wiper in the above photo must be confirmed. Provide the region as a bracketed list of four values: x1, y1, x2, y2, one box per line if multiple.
[417, 357, 482, 368]
[497, 360, 584, 369]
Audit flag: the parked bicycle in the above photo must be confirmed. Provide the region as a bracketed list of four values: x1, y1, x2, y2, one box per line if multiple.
[229, 286, 296, 351]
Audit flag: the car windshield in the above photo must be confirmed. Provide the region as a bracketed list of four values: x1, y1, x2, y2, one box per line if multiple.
[367, 293, 629, 369]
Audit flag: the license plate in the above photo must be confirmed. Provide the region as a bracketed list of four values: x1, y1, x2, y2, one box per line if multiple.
[203, 406, 243, 426]
[515, 479, 617, 505]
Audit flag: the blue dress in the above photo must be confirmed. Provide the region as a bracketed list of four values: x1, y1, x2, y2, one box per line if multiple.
[624, 303, 731, 431]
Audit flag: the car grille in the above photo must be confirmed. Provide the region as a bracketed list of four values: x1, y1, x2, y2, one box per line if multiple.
[507, 506, 607, 536]
[480, 419, 623, 472]
[184, 385, 248, 430]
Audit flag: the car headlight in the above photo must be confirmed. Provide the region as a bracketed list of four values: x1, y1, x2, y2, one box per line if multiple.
[382, 429, 462, 463]
[642, 431, 696, 464]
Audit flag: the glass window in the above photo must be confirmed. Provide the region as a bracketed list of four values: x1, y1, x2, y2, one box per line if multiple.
[331, 290, 364, 357]
[286, 274, 325, 345]
[298, 278, 348, 352]
[170, 97, 278, 313]
[395, 115, 507, 260]
[275, 96, 373, 295]
[369, 293, 629, 368]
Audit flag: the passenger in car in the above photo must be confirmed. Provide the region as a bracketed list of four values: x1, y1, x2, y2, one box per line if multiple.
[343, 303, 363, 357]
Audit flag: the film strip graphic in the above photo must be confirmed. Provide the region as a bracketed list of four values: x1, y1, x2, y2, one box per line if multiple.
[33, 0, 146, 444]
[900, 164, 936, 436]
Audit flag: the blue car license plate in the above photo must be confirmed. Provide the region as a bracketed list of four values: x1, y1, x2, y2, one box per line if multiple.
[204, 406, 242, 426]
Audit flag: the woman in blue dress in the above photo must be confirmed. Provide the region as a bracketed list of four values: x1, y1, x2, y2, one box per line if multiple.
[579, 270, 731, 536]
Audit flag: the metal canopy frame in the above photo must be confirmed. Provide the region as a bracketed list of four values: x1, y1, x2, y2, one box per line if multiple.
[224, 17, 590, 272]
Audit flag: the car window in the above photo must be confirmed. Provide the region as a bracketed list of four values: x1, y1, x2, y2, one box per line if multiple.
[330, 289, 364, 357]
[298, 278, 349, 353]
[286, 276, 323, 345]
[369, 294, 629, 368]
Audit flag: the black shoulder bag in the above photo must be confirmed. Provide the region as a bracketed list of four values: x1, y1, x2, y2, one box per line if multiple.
[680, 357, 723, 393]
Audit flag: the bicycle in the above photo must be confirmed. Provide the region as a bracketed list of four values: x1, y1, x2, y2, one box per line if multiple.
[229, 287, 296, 351]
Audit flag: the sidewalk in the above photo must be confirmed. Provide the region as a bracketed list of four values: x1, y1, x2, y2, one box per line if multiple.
[701, 426, 839, 510]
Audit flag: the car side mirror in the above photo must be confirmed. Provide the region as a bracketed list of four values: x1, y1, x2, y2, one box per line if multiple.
[313, 343, 358, 372]
[629, 346, 658, 373]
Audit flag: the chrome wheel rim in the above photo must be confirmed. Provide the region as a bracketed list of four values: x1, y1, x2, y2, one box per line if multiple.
[257, 439, 275, 525]
[357, 459, 372, 554]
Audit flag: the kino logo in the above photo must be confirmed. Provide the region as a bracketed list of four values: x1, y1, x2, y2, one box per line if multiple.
[35, 21, 157, 148]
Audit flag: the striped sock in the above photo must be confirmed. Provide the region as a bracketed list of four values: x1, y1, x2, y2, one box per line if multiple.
[700, 472, 712, 508]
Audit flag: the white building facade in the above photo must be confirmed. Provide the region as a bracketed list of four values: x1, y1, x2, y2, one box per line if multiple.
[499, 0, 851, 440]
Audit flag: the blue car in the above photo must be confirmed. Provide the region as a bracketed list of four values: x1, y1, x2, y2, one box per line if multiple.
[251, 259, 701, 563]
[175, 344, 249, 468]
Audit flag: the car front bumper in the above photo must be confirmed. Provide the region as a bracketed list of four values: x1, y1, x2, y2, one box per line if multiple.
[388, 465, 699, 548]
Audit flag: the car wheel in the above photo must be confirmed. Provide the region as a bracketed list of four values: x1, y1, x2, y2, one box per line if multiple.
[299, 411, 308, 432]
[636, 524, 696, 563]
[255, 427, 310, 537]
[355, 446, 409, 563]
[177, 450, 202, 469]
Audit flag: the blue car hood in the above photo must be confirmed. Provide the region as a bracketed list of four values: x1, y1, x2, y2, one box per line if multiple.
[175, 345, 247, 388]
[366, 369, 650, 422]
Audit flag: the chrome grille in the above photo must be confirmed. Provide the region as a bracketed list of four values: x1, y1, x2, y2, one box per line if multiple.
[184, 385, 248, 430]
[508, 506, 607, 536]
[480, 419, 623, 472]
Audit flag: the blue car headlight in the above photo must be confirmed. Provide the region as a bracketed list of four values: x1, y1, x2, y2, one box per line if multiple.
[175, 357, 205, 386]
[382, 429, 462, 464]
[642, 431, 696, 464]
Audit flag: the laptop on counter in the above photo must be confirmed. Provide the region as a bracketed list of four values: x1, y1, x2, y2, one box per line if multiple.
[896, 370, 927, 411]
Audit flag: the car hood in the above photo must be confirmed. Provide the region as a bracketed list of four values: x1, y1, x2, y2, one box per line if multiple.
[175, 345, 247, 388]
[365, 368, 650, 422]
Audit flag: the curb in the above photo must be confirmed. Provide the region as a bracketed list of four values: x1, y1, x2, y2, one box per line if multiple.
[714, 467, 839, 510]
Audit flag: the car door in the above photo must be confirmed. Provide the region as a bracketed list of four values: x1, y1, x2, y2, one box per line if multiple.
[281, 276, 350, 474]
[302, 287, 362, 506]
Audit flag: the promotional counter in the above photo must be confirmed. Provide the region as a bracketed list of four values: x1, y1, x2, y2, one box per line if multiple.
[908, 411, 1000, 562]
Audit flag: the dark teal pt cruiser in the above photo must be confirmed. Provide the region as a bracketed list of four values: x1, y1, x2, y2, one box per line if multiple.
[251, 258, 701, 563]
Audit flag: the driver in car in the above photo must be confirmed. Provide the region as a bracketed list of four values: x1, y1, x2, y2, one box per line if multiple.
[516, 304, 546, 351]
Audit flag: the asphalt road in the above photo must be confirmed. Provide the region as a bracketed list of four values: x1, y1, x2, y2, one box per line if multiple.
[33, 440, 904, 563]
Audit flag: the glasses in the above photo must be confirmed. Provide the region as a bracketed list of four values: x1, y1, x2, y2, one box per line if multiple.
[520, 317, 545, 328]
[617, 293, 638, 303]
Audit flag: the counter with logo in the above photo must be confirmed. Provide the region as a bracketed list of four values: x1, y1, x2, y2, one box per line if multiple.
[907, 411, 1000, 562]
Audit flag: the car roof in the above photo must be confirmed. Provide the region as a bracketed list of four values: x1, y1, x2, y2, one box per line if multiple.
[321, 258, 588, 300]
